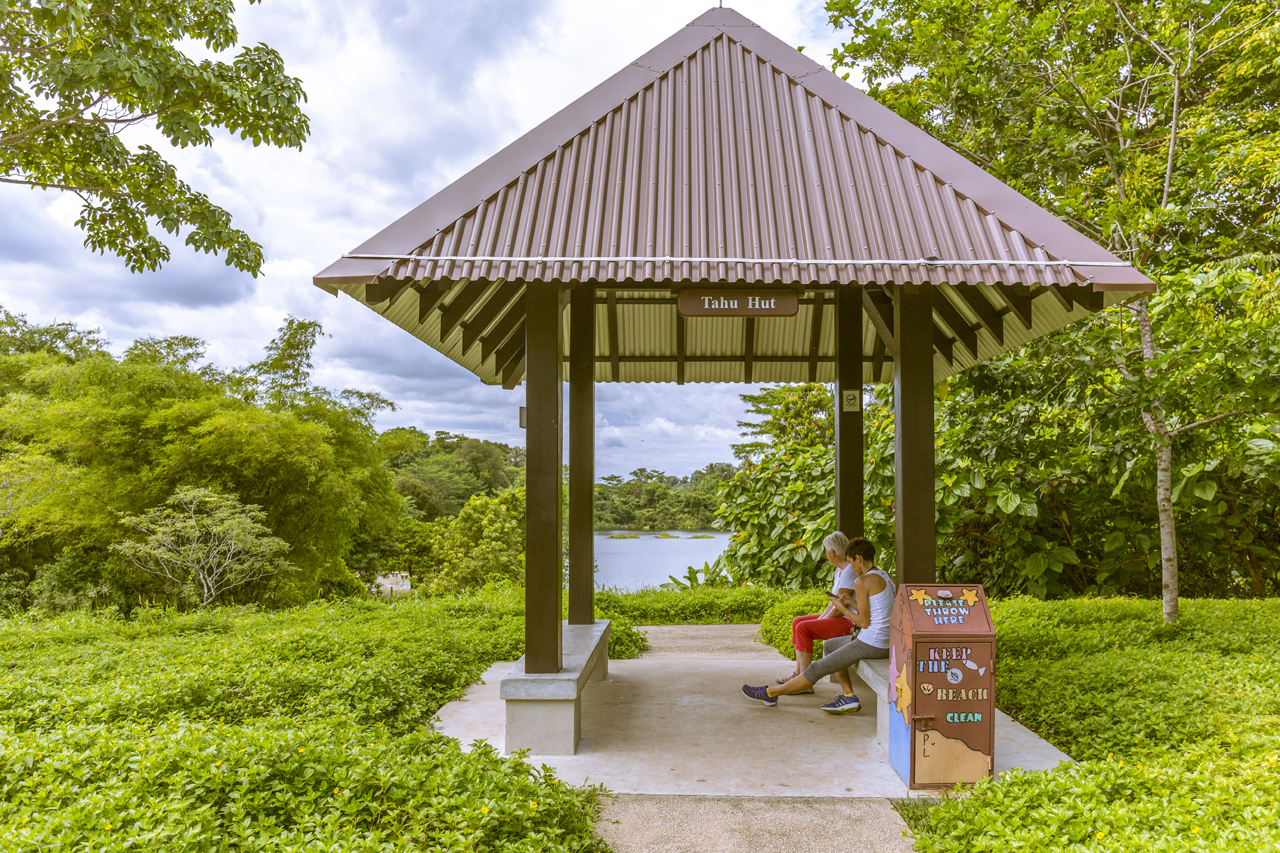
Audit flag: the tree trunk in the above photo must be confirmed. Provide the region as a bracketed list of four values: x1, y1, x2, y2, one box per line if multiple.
[1131, 297, 1179, 624]
[1245, 550, 1267, 599]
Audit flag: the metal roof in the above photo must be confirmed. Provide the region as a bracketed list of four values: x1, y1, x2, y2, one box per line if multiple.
[315, 7, 1154, 387]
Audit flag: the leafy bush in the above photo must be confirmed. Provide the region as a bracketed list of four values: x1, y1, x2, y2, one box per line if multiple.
[757, 590, 829, 660]
[0, 595, 615, 851]
[907, 598, 1280, 852]
[596, 585, 789, 625]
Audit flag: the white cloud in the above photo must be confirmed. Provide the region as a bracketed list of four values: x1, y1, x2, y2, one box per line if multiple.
[0, 0, 850, 476]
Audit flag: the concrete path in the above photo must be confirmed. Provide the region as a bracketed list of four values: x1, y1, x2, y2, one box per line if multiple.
[596, 795, 915, 853]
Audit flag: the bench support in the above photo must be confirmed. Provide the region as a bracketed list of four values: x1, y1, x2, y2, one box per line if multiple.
[500, 620, 610, 754]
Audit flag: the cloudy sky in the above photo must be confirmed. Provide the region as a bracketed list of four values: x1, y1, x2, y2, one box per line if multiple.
[0, 0, 854, 478]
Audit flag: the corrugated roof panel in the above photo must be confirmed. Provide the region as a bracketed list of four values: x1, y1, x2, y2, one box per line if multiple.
[317, 9, 1153, 387]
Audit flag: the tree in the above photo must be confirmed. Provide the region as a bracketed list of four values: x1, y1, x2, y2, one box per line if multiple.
[111, 486, 290, 606]
[0, 0, 309, 274]
[733, 384, 834, 461]
[827, 0, 1280, 621]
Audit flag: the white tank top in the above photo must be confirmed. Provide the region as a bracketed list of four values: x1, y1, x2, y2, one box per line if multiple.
[858, 568, 896, 649]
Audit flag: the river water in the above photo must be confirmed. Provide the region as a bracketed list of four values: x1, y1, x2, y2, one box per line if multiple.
[592, 530, 733, 591]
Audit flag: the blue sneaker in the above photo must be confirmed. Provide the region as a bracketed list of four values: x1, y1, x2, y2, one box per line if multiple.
[741, 684, 778, 707]
[821, 693, 861, 714]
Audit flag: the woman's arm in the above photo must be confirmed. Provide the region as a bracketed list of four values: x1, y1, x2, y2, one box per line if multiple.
[828, 590, 860, 624]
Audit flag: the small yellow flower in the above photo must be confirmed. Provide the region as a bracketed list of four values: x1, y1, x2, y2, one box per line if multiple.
[215, 761, 222, 767]
[481, 807, 489, 814]
[1193, 827, 1201, 834]
[298, 748, 305, 754]
[1097, 831, 1106, 839]
[105, 824, 113, 830]
[529, 801, 538, 809]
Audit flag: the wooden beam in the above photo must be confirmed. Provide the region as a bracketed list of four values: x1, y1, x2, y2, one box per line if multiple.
[416, 281, 448, 324]
[524, 283, 563, 674]
[871, 333, 887, 384]
[675, 313, 686, 385]
[933, 324, 954, 366]
[365, 279, 410, 304]
[607, 290, 620, 382]
[592, 355, 881, 364]
[807, 292, 825, 383]
[568, 285, 595, 625]
[1043, 283, 1074, 312]
[894, 284, 936, 586]
[462, 282, 521, 353]
[996, 283, 1033, 330]
[494, 323, 525, 378]
[952, 284, 1004, 346]
[439, 280, 490, 340]
[863, 288, 897, 357]
[501, 354, 526, 389]
[835, 284, 864, 538]
[480, 295, 525, 362]
[932, 291, 979, 358]
[743, 317, 756, 384]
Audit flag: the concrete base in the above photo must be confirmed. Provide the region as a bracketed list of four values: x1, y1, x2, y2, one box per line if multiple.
[441, 624, 1072, 795]
[857, 658, 893, 748]
[499, 620, 610, 755]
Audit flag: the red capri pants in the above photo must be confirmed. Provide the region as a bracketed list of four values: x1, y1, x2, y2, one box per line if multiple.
[791, 613, 853, 655]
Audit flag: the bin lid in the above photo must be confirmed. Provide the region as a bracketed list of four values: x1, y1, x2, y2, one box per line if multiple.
[893, 584, 994, 636]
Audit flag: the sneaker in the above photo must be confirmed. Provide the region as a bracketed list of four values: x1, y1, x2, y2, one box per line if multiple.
[741, 684, 778, 707]
[821, 693, 861, 714]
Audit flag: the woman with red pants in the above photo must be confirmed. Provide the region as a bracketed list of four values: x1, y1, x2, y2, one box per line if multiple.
[783, 531, 860, 690]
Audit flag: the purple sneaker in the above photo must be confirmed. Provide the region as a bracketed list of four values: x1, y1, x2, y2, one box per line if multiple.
[821, 693, 861, 714]
[741, 684, 778, 707]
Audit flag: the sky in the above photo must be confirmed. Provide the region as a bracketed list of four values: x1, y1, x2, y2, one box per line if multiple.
[0, 0, 854, 478]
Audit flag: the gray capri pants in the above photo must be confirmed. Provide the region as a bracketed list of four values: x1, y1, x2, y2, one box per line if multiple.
[802, 634, 889, 684]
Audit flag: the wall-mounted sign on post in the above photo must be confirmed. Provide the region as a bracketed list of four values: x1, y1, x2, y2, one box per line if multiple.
[677, 288, 799, 317]
[842, 390, 862, 412]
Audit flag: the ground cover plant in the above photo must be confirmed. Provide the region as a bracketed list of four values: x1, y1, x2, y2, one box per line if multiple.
[0, 589, 645, 852]
[595, 585, 787, 625]
[902, 598, 1280, 852]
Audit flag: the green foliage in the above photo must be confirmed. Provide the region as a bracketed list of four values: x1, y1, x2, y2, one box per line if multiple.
[757, 590, 830, 660]
[381, 429, 524, 522]
[908, 598, 1280, 852]
[111, 486, 292, 606]
[712, 444, 844, 588]
[593, 464, 733, 531]
[594, 585, 788, 625]
[733, 383, 834, 461]
[0, 311, 401, 610]
[403, 486, 525, 596]
[0, 0, 310, 275]
[0, 596, 612, 851]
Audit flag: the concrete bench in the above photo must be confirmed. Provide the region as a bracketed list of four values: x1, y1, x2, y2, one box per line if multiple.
[856, 657, 892, 747]
[499, 620, 610, 755]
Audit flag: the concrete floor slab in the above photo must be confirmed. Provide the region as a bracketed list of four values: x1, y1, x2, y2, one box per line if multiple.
[433, 625, 1072, 798]
[596, 794, 917, 853]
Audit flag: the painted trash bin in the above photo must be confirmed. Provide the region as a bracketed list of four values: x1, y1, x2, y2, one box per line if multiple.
[888, 584, 996, 789]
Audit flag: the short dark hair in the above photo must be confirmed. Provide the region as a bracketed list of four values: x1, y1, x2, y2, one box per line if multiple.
[846, 537, 875, 564]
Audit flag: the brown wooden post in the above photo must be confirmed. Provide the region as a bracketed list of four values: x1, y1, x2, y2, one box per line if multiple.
[568, 284, 595, 625]
[835, 284, 864, 538]
[524, 282, 564, 672]
[894, 283, 936, 585]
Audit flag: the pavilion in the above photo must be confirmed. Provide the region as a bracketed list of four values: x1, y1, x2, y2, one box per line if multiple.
[316, 8, 1154, 751]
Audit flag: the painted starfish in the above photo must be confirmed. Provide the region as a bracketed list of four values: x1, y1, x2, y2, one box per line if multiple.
[909, 589, 931, 605]
[960, 588, 979, 607]
[894, 662, 912, 729]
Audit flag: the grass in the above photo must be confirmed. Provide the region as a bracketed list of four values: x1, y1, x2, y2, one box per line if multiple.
[900, 597, 1280, 852]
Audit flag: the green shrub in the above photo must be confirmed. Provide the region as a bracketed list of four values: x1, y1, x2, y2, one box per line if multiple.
[595, 585, 789, 625]
[0, 594, 613, 852]
[757, 590, 829, 660]
[909, 598, 1280, 852]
